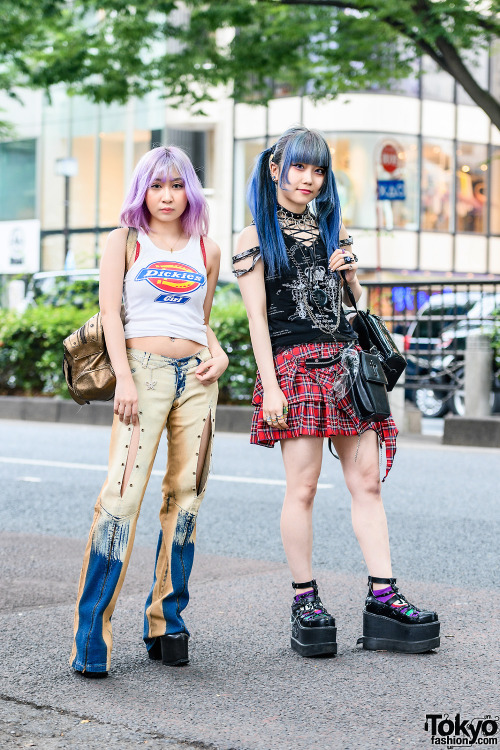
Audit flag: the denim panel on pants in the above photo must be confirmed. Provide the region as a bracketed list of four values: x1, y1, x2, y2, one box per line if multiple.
[70, 347, 218, 673]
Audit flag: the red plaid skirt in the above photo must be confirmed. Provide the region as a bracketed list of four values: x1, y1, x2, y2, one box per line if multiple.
[250, 341, 398, 480]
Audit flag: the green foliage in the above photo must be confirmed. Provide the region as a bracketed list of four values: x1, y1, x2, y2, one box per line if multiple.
[36, 279, 100, 309]
[0, 288, 255, 403]
[0, 304, 97, 396]
[209, 294, 255, 404]
[0, 1, 499, 125]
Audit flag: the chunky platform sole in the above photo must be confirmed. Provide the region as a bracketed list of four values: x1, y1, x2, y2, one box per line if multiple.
[148, 633, 189, 666]
[358, 610, 440, 653]
[291, 623, 337, 657]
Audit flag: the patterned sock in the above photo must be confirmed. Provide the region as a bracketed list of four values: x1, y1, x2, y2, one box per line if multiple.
[294, 589, 314, 603]
[372, 584, 419, 618]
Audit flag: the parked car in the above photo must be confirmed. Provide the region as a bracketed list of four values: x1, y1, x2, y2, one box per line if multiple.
[22, 269, 100, 309]
[403, 291, 483, 413]
[22, 268, 239, 311]
[414, 294, 500, 417]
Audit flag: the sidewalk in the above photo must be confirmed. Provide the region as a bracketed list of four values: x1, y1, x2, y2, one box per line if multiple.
[1, 528, 498, 750]
[0, 395, 253, 432]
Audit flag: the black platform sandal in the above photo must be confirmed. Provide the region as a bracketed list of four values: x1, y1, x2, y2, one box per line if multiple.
[290, 580, 337, 658]
[148, 633, 189, 666]
[357, 576, 440, 653]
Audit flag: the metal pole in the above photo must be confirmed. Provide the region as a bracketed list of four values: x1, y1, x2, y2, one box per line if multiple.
[64, 175, 70, 259]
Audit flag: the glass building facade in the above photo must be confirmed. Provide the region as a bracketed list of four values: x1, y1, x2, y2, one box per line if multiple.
[0, 48, 499, 283]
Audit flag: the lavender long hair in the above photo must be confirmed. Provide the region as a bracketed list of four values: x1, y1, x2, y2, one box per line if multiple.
[120, 146, 209, 236]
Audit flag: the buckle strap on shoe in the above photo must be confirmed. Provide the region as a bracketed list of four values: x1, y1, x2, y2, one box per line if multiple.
[292, 579, 317, 591]
[368, 576, 396, 586]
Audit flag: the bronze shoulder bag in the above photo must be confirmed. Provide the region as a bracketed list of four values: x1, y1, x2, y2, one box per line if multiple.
[62, 228, 138, 405]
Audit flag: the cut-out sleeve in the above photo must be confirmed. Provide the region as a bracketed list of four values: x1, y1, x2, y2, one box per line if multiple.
[232, 246, 261, 277]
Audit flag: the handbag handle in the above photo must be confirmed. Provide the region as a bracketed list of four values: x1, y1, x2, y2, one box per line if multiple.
[341, 271, 358, 312]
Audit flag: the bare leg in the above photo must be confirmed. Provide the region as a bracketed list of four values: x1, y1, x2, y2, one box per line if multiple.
[331, 429, 392, 586]
[280, 437, 323, 593]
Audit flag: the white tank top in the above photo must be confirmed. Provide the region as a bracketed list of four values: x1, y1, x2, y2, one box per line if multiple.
[123, 231, 208, 346]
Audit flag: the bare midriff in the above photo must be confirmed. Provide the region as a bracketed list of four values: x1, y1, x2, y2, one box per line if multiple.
[126, 336, 205, 358]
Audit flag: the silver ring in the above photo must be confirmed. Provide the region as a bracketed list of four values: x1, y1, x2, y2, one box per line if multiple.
[349, 264, 353, 270]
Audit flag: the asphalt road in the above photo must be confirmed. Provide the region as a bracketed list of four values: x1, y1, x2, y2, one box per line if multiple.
[0, 419, 499, 749]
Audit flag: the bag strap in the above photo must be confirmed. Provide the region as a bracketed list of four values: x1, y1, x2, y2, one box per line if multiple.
[125, 227, 139, 273]
[200, 236, 207, 268]
[342, 272, 358, 311]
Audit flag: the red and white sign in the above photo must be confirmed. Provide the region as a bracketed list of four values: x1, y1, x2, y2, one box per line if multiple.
[381, 144, 398, 174]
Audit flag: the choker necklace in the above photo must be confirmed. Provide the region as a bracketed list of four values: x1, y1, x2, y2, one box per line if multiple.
[277, 204, 317, 233]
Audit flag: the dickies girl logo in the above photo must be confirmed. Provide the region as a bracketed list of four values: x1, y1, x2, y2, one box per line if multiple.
[135, 260, 206, 304]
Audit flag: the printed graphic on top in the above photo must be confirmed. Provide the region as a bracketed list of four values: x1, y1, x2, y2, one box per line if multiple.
[135, 260, 206, 304]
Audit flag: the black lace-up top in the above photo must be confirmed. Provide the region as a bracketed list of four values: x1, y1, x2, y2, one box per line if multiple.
[264, 232, 357, 352]
[233, 207, 357, 353]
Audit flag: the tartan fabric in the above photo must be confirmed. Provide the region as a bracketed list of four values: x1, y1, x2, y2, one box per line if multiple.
[250, 341, 398, 480]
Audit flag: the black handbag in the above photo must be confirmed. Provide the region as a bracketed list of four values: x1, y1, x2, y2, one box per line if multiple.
[304, 348, 390, 423]
[343, 280, 406, 392]
[350, 350, 391, 422]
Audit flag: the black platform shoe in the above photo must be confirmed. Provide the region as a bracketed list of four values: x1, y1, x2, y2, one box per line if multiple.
[290, 580, 337, 658]
[357, 576, 440, 653]
[148, 633, 189, 666]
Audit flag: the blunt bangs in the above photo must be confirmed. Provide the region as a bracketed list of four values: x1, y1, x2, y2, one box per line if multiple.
[120, 146, 209, 236]
[279, 130, 332, 189]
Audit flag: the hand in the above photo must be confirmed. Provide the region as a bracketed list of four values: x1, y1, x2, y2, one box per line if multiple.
[195, 352, 229, 385]
[262, 386, 289, 430]
[114, 375, 139, 426]
[328, 247, 358, 283]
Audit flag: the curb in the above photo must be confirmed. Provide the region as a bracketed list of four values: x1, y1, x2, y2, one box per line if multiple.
[443, 414, 500, 447]
[0, 396, 253, 433]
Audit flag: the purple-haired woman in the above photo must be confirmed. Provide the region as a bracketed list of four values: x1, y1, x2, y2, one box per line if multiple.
[70, 146, 228, 678]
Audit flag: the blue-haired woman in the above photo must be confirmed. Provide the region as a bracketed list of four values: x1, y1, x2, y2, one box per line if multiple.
[233, 127, 439, 658]
[70, 146, 228, 677]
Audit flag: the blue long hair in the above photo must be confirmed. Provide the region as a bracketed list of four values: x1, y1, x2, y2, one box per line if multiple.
[247, 126, 342, 275]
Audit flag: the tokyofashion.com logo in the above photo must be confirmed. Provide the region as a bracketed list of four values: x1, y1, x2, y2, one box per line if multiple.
[425, 714, 499, 745]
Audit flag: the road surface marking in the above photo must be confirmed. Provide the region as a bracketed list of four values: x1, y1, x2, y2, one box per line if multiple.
[0, 456, 333, 489]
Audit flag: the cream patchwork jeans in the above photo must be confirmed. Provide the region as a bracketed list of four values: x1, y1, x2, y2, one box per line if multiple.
[70, 347, 218, 674]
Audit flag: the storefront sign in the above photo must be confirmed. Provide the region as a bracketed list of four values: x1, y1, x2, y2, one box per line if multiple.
[0, 220, 41, 274]
[381, 144, 399, 173]
[377, 180, 406, 201]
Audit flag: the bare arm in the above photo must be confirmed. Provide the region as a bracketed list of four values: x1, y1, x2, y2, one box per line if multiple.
[233, 226, 288, 429]
[196, 237, 229, 385]
[99, 227, 138, 426]
[328, 223, 362, 306]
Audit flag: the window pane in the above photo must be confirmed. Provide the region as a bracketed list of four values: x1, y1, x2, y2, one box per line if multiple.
[0, 140, 36, 221]
[70, 135, 97, 229]
[41, 234, 65, 271]
[329, 133, 419, 230]
[421, 140, 453, 231]
[99, 132, 124, 227]
[233, 138, 266, 231]
[491, 149, 500, 236]
[456, 142, 488, 233]
[167, 129, 208, 187]
[421, 56, 454, 102]
[491, 42, 500, 101]
[457, 48, 489, 105]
